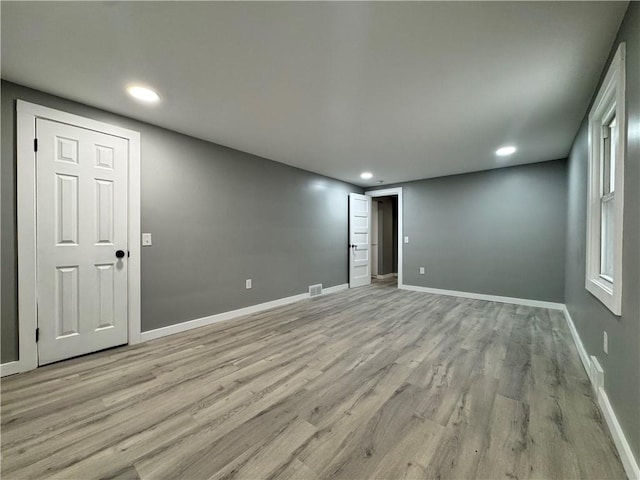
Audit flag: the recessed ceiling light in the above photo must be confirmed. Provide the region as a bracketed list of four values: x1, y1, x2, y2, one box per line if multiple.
[360, 172, 373, 180]
[127, 85, 160, 103]
[496, 146, 517, 156]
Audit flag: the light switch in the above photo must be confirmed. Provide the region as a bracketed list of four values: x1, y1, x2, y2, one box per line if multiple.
[419, 267, 425, 275]
[404, 236, 409, 244]
[246, 279, 252, 289]
[142, 233, 152, 246]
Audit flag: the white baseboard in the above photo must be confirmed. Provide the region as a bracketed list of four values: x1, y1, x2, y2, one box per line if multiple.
[376, 273, 396, 280]
[562, 306, 639, 480]
[322, 283, 349, 294]
[562, 305, 592, 374]
[141, 283, 349, 342]
[400, 284, 564, 310]
[0, 361, 21, 377]
[598, 386, 640, 480]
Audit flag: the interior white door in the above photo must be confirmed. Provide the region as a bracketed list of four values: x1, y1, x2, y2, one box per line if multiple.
[349, 193, 371, 288]
[36, 118, 129, 365]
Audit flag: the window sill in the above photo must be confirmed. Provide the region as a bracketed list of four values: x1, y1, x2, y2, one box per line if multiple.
[586, 276, 621, 315]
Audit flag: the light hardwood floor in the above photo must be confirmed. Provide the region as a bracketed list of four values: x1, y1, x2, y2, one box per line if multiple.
[1, 280, 626, 479]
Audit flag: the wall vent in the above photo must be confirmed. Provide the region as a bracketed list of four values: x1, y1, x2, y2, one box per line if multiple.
[309, 284, 323, 297]
[589, 355, 605, 392]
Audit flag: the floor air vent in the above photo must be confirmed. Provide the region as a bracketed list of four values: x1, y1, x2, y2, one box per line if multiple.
[309, 284, 323, 297]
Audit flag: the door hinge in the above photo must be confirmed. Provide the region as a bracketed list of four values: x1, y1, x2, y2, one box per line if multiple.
[35, 327, 40, 342]
[34, 138, 38, 152]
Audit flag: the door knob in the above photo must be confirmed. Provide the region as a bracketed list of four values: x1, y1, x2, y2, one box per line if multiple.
[115, 250, 126, 259]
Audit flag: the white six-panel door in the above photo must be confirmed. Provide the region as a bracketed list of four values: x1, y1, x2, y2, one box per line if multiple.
[36, 118, 129, 365]
[349, 193, 371, 288]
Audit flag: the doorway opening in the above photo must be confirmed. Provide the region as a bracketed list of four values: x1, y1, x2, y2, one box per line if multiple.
[371, 196, 398, 287]
[365, 187, 403, 289]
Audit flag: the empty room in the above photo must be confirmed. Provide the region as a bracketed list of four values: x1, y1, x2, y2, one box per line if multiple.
[1, 1, 639, 479]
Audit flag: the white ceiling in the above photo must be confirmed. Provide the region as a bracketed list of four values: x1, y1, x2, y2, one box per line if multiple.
[1, 1, 628, 186]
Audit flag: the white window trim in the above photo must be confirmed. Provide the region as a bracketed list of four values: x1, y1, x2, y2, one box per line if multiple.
[586, 43, 625, 316]
[16, 100, 142, 373]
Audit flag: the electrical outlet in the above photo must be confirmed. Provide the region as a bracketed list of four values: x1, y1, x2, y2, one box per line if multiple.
[246, 279, 252, 289]
[603, 331, 608, 355]
[419, 267, 425, 275]
[404, 236, 409, 244]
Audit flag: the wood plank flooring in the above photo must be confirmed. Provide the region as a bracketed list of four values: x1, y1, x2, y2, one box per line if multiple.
[1, 280, 626, 479]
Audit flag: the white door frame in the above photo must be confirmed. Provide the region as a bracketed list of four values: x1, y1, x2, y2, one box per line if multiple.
[371, 200, 379, 277]
[16, 100, 141, 373]
[365, 187, 403, 287]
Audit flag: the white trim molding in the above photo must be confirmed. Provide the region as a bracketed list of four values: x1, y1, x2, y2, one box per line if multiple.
[365, 187, 403, 288]
[376, 273, 396, 280]
[16, 100, 141, 374]
[598, 387, 640, 480]
[585, 42, 626, 316]
[562, 306, 639, 480]
[561, 305, 591, 374]
[322, 283, 349, 295]
[0, 361, 22, 378]
[141, 283, 348, 342]
[400, 284, 564, 310]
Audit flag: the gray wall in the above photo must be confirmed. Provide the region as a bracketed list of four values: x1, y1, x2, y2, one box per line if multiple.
[383, 160, 567, 302]
[564, 2, 640, 459]
[1, 80, 360, 363]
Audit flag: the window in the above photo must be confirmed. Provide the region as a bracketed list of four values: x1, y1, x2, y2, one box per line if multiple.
[586, 43, 626, 315]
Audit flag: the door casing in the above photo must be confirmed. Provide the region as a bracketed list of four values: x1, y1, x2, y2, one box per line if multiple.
[371, 200, 379, 277]
[365, 188, 403, 287]
[16, 100, 141, 373]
